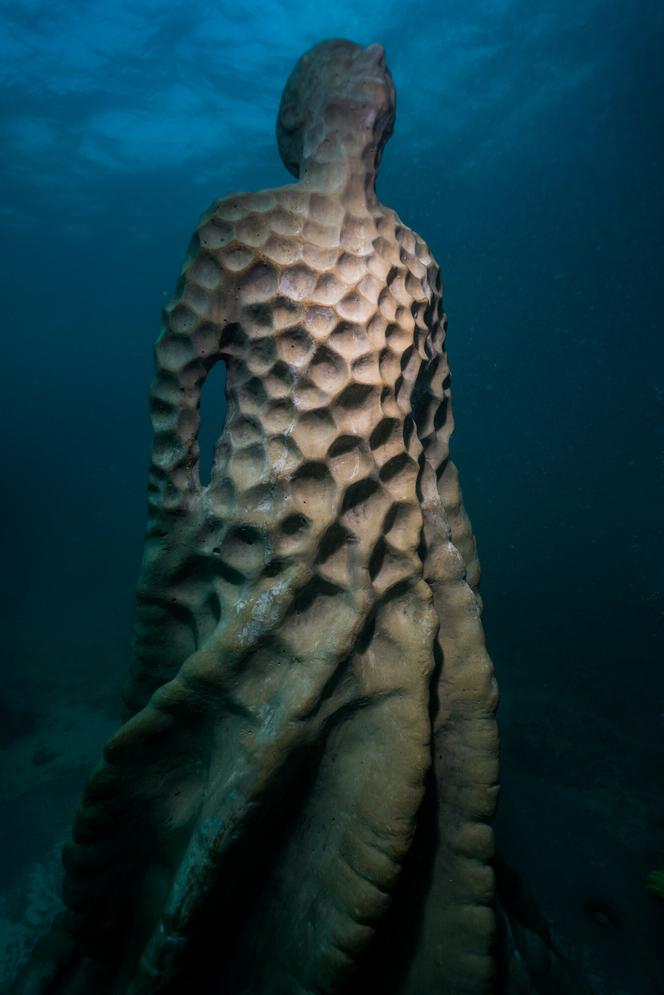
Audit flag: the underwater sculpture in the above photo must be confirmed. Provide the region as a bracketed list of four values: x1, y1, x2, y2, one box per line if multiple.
[17, 38, 590, 995]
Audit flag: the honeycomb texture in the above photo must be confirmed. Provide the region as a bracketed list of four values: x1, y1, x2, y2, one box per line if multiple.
[21, 39, 501, 995]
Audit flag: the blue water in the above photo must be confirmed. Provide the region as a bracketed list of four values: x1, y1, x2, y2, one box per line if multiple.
[1, 2, 662, 992]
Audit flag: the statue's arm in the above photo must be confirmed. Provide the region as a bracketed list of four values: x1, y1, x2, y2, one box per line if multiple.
[415, 263, 481, 588]
[147, 213, 238, 524]
[128, 205, 239, 710]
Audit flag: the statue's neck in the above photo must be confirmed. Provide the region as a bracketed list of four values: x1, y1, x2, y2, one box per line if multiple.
[297, 125, 379, 212]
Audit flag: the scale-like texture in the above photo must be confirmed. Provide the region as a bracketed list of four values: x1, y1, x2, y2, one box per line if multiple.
[18, 40, 502, 995]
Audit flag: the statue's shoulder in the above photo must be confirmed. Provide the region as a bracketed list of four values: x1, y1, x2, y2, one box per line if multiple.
[376, 206, 441, 301]
[193, 185, 309, 256]
[201, 189, 277, 223]
[377, 207, 438, 267]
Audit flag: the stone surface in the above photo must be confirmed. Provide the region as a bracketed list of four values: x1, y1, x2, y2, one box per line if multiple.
[14, 39, 584, 995]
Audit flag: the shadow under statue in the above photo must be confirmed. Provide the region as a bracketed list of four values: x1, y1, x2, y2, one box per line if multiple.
[16, 38, 591, 995]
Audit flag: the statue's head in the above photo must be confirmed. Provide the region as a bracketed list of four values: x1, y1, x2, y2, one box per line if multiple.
[277, 39, 396, 177]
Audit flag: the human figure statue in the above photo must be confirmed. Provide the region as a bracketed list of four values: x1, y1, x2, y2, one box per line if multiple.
[15, 38, 589, 995]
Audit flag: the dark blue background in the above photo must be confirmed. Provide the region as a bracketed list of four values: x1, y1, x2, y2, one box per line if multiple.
[1, 2, 662, 990]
